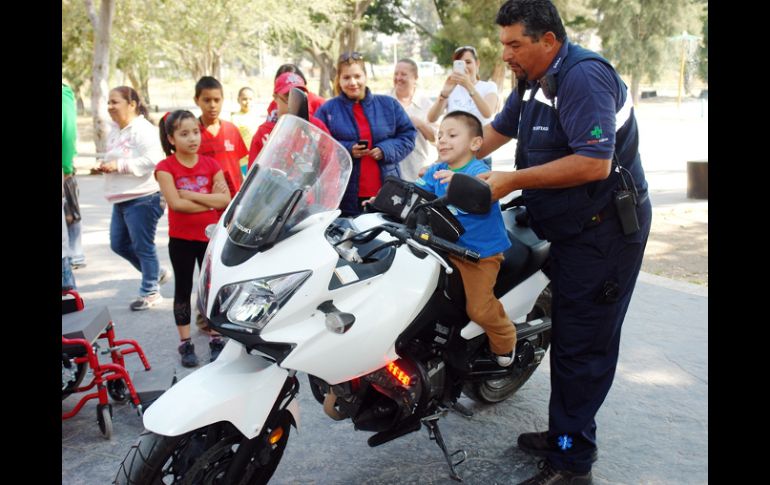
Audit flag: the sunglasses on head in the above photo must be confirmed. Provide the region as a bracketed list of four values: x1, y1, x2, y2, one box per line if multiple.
[339, 51, 364, 62]
[454, 45, 477, 56]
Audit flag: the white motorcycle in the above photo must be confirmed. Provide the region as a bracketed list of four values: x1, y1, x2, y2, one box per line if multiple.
[115, 96, 552, 484]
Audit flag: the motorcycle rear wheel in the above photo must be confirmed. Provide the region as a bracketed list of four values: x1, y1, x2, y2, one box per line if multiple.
[114, 413, 291, 485]
[463, 286, 552, 404]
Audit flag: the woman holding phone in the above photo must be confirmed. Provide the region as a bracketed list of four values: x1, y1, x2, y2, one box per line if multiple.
[315, 52, 417, 216]
[427, 45, 499, 168]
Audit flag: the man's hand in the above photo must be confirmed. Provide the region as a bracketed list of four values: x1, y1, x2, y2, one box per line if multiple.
[477, 171, 516, 201]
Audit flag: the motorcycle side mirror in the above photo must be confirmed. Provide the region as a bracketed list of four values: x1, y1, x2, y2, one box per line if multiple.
[445, 172, 492, 214]
[288, 87, 309, 121]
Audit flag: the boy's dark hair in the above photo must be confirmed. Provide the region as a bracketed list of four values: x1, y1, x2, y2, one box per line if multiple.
[111, 86, 151, 122]
[237, 86, 254, 98]
[443, 110, 483, 138]
[275, 64, 307, 83]
[496, 0, 566, 43]
[159, 110, 197, 156]
[195, 76, 223, 98]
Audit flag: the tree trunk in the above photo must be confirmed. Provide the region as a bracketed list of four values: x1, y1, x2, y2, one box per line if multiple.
[306, 45, 335, 98]
[85, 0, 116, 154]
[490, 61, 506, 92]
[630, 74, 641, 106]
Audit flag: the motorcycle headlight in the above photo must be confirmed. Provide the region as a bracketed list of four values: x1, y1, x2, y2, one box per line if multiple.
[213, 271, 311, 331]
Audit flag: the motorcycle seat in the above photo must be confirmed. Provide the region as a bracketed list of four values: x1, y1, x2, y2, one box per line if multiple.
[493, 207, 550, 298]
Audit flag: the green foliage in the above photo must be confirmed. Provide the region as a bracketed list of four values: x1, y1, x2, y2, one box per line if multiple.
[699, 12, 707, 83]
[591, 0, 691, 89]
[364, 0, 410, 35]
[430, 0, 504, 80]
[62, 0, 93, 94]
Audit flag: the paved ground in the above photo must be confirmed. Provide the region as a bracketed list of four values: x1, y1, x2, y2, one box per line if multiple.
[62, 183, 707, 484]
[64, 97, 707, 484]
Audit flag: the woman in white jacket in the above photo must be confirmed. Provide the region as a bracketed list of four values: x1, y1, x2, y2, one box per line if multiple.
[95, 86, 169, 311]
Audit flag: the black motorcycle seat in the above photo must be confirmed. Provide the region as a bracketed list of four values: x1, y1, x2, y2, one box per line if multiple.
[494, 207, 550, 297]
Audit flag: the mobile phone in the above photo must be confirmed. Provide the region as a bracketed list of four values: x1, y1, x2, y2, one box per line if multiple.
[453, 60, 466, 74]
[358, 140, 369, 149]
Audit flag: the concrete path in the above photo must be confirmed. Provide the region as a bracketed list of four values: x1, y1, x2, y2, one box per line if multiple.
[62, 171, 707, 484]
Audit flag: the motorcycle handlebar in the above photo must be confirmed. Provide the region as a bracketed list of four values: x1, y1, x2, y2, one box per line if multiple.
[378, 223, 480, 263]
[413, 225, 480, 263]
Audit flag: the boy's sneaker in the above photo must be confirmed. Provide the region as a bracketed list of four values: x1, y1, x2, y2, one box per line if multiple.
[159, 267, 171, 286]
[129, 292, 163, 311]
[178, 341, 199, 368]
[496, 351, 514, 367]
[209, 338, 225, 362]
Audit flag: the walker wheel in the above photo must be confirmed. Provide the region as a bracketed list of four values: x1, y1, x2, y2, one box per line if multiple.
[108, 378, 129, 404]
[97, 403, 113, 440]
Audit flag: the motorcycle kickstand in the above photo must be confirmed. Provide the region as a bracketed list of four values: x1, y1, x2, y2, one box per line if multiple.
[422, 417, 467, 482]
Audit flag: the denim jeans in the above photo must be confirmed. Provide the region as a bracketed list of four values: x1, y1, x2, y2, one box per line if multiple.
[110, 192, 164, 296]
[62, 257, 76, 290]
[67, 220, 85, 265]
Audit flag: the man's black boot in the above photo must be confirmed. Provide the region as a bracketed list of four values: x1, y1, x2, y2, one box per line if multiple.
[518, 431, 598, 463]
[516, 460, 592, 485]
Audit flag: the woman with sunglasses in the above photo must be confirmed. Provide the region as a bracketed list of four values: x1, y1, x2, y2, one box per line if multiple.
[315, 52, 417, 217]
[427, 46, 499, 168]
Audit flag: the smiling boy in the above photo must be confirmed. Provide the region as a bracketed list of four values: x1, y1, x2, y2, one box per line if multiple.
[415, 110, 516, 366]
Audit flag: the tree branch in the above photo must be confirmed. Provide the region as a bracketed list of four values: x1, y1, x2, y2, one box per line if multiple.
[396, 4, 437, 40]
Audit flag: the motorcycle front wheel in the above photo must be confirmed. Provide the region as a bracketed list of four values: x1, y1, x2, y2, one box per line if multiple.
[463, 285, 552, 404]
[114, 412, 292, 485]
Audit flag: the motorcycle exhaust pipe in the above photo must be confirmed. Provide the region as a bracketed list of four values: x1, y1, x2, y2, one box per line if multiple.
[323, 391, 347, 421]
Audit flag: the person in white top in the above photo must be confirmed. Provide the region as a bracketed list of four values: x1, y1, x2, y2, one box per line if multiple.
[389, 59, 438, 181]
[427, 45, 499, 168]
[94, 86, 169, 311]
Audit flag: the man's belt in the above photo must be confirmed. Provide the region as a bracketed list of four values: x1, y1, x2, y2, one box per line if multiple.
[585, 191, 648, 228]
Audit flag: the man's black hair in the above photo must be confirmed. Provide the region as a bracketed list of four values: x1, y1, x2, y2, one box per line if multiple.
[443, 110, 483, 138]
[496, 0, 567, 43]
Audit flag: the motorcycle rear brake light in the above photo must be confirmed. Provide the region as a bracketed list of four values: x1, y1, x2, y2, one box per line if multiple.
[387, 361, 411, 387]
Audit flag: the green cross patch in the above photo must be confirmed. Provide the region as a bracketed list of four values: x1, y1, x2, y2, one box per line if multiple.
[590, 125, 603, 139]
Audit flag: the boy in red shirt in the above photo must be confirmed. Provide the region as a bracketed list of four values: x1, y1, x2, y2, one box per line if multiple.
[248, 72, 330, 169]
[194, 76, 248, 196]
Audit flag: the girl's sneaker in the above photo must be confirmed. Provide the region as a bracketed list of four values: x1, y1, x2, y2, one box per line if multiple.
[178, 341, 199, 368]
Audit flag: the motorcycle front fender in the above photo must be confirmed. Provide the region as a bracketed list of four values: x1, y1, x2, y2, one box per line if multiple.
[143, 340, 299, 440]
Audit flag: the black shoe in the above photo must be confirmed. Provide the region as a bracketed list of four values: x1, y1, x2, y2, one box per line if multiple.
[518, 432, 598, 463]
[516, 460, 592, 485]
[178, 341, 199, 368]
[209, 338, 225, 362]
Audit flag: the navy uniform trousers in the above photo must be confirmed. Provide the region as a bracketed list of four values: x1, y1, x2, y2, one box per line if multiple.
[544, 197, 652, 473]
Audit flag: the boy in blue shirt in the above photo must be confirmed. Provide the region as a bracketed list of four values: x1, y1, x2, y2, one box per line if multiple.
[416, 110, 516, 366]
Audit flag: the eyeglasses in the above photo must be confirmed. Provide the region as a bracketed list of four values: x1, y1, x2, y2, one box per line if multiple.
[339, 52, 364, 63]
[453, 45, 478, 57]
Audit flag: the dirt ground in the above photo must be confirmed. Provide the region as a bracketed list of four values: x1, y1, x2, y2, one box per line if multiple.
[643, 201, 708, 286]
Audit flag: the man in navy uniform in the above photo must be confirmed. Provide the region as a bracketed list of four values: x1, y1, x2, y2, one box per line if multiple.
[477, 1, 652, 483]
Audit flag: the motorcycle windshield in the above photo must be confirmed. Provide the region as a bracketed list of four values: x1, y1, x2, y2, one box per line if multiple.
[226, 115, 352, 249]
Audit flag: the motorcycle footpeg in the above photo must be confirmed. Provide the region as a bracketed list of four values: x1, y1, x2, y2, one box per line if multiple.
[448, 400, 474, 418]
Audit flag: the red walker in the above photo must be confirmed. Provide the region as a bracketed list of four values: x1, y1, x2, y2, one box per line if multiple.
[61, 290, 151, 439]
